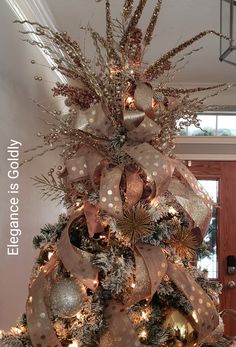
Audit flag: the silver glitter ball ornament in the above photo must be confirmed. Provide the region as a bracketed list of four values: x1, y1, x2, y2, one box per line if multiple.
[49, 278, 85, 318]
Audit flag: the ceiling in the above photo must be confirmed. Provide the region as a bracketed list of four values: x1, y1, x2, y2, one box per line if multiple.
[1, 0, 236, 104]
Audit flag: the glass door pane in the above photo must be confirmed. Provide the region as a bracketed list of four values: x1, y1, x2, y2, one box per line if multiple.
[197, 180, 219, 279]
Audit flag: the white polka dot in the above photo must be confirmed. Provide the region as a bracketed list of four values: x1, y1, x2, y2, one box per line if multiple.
[149, 123, 153, 128]
[101, 197, 107, 202]
[84, 163, 87, 168]
[114, 197, 119, 201]
[79, 170, 84, 175]
[91, 110, 96, 115]
[141, 123, 147, 128]
[107, 190, 113, 195]
[152, 171, 157, 176]
[71, 166, 77, 172]
[108, 203, 114, 208]
[40, 312, 46, 318]
[89, 118, 94, 123]
[154, 162, 159, 167]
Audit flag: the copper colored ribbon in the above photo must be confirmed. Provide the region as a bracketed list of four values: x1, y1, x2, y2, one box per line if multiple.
[127, 243, 167, 306]
[127, 115, 160, 142]
[74, 102, 112, 138]
[134, 82, 153, 113]
[99, 166, 123, 217]
[84, 202, 104, 237]
[57, 211, 98, 290]
[125, 171, 143, 208]
[173, 161, 213, 238]
[26, 255, 62, 347]
[103, 300, 144, 347]
[168, 178, 212, 241]
[167, 262, 219, 343]
[126, 143, 175, 196]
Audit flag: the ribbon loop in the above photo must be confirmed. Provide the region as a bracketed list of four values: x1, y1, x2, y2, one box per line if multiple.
[126, 143, 174, 196]
[99, 166, 123, 217]
[57, 211, 98, 290]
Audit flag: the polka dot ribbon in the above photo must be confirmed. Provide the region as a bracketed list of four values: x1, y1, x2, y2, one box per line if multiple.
[100, 243, 220, 347]
[169, 160, 213, 240]
[26, 255, 63, 347]
[57, 210, 98, 291]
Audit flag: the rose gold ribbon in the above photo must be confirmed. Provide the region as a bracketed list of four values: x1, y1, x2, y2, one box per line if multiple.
[127, 243, 167, 306]
[125, 143, 175, 197]
[57, 211, 98, 290]
[127, 115, 161, 142]
[84, 202, 104, 237]
[134, 82, 153, 113]
[167, 262, 219, 343]
[103, 300, 144, 347]
[125, 171, 143, 208]
[74, 103, 112, 138]
[168, 177, 212, 241]
[26, 255, 62, 347]
[99, 166, 123, 217]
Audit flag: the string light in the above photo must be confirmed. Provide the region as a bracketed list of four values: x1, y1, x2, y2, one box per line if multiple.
[48, 252, 53, 260]
[139, 330, 147, 339]
[126, 96, 134, 105]
[11, 327, 22, 334]
[141, 310, 149, 321]
[169, 206, 177, 215]
[76, 312, 82, 320]
[68, 341, 79, 347]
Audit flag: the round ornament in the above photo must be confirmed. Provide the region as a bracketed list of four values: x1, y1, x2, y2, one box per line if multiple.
[163, 309, 197, 347]
[49, 277, 85, 318]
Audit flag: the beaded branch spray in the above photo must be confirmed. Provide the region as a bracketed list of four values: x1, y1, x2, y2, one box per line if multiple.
[1, 1, 236, 347]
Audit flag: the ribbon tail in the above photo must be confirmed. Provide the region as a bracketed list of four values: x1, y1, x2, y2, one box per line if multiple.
[26, 256, 62, 347]
[103, 300, 144, 347]
[167, 261, 219, 343]
[57, 211, 98, 290]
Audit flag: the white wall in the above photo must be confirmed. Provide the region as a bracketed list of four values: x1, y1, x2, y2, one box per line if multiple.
[0, 2, 62, 330]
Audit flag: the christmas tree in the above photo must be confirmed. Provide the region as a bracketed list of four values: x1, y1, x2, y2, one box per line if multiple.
[0, 1, 235, 346]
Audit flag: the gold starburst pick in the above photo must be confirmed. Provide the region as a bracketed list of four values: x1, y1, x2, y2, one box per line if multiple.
[116, 204, 153, 247]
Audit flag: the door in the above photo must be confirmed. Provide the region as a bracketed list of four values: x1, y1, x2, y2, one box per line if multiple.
[189, 161, 236, 337]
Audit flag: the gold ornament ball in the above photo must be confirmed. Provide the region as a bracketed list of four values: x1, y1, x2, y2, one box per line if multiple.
[49, 277, 85, 318]
[163, 309, 197, 347]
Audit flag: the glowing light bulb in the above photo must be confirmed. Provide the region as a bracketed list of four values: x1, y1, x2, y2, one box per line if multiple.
[11, 327, 22, 334]
[192, 310, 198, 323]
[169, 206, 177, 215]
[126, 96, 134, 105]
[141, 311, 149, 321]
[76, 312, 82, 320]
[139, 330, 147, 339]
[68, 341, 79, 347]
